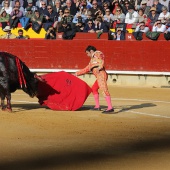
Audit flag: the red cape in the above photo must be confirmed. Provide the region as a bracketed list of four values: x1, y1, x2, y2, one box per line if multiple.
[37, 71, 92, 111]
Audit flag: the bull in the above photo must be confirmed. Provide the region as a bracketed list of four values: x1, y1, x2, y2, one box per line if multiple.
[0, 52, 43, 112]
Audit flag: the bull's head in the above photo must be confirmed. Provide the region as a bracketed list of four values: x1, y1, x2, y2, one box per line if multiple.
[21, 63, 40, 98]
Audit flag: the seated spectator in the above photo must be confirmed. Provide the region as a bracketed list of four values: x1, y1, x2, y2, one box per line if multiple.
[111, 0, 122, 15]
[122, 0, 134, 15]
[74, 17, 85, 32]
[152, 19, 166, 32]
[139, 0, 151, 17]
[57, 9, 63, 22]
[43, 4, 58, 31]
[112, 7, 125, 28]
[84, 11, 93, 24]
[48, 0, 56, 10]
[62, 8, 73, 24]
[13, 0, 25, 16]
[45, 25, 56, 39]
[114, 7, 125, 22]
[53, 0, 62, 14]
[36, 0, 48, 9]
[158, 6, 170, 25]
[0, 8, 9, 29]
[1, 0, 12, 14]
[147, 0, 154, 7]
[94, 9, 104, 19]
[0, 26, 16, 39]
[25, 6, 33, 19]
[9, 7, 23, 28]
[62, 0, 78, 16]
[133, 21, 147, 40]
[53, 9, 63, 29]
[72, 11, 87, 24]
[16, 29, 28, 39]
[78, 0, 87, 13]
[148, 7, 159, 27]
[94, 16, 109, 33]
[83, 19, 95, 33]
[1, 0, 13, 7]
[103, 8, 114, 29]
[102, 2, 110, 13]
[58, 19, 76, 39]
[135, 0, 142, 10]
[31, 10, 43, 33]
[112, 27, 125, 40]
[159, 0, 170, 10]
[38, 1, 48, 23]
[137, 8, 148, 25]
[80, 6, 88, 17]
[89, 0, 102, 20]
[135, 21, 150, 32]
[125, 5, 139, 28]
[20, 7, 32, 29]
[12, 0, 24, 8]
[152, 0, 164, 14]
[25, 0, 37, 13]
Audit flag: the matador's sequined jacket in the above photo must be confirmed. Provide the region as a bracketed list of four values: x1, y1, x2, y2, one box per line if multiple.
[76, 50, 106, 77]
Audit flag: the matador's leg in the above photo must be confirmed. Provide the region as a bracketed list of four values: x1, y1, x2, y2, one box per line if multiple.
[91, 80, 100, 110]
[97, 73, 114, 113]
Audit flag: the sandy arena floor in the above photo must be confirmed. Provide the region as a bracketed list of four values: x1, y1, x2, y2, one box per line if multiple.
[0, 86, 170, 170]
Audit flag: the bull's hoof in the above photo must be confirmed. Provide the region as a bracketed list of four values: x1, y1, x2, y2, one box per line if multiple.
[2, 107, 12, 112]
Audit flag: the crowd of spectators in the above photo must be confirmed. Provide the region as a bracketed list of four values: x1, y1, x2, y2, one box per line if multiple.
[0, 0, 170, 39]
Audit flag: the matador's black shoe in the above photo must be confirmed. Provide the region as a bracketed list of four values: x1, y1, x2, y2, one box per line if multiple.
[102, 108, 114, 114]
[90, 107, 101, 111]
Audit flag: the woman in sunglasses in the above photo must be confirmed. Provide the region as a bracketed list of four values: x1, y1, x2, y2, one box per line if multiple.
[83, 19, 95, 33]
[152, 19, 166, 32]
[113, 7, 125, 23]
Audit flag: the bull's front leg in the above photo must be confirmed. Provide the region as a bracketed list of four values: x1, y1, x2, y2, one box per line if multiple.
[1, 96, 6, 111]
[6, 93, 12, 112]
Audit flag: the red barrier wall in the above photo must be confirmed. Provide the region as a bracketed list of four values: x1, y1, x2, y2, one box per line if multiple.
[0, 35, 170, 72]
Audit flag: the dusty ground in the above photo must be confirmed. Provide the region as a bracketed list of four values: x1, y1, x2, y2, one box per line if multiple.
[0, 86, 170, 170]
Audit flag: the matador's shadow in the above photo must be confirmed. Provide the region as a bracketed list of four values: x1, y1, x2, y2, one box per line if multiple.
[115, 103, 157, 114]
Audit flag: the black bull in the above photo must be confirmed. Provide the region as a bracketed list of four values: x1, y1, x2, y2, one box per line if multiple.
[0, 52, 42, 112]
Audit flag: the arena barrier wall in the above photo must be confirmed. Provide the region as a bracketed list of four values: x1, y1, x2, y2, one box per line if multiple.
[0, 35, 170, 87]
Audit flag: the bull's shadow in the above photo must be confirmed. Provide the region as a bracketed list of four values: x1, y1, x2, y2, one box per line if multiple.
[11, 103, 49, 112]
[116, 103, 157, 113]
[11, 83, 60, 112]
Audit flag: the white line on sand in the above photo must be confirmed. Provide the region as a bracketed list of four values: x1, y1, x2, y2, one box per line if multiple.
[126, 110, 170, 119]
[12, 95, 170, 105]
[12, 95, 170, 118]
[113, 98, 170, 104]
[88, 97, 170, 104]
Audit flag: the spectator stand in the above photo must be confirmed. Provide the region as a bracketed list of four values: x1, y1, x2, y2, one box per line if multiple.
[0, 23, 46, 38]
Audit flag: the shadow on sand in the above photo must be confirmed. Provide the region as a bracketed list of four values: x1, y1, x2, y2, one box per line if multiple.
[0, 135, 170, 169]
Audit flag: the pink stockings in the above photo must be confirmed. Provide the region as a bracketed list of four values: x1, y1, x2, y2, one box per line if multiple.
[105, 95, 113, 110]
[92, 80, 113, 110]
[93, 94, 113, 110]
[94, 94, 100, 108]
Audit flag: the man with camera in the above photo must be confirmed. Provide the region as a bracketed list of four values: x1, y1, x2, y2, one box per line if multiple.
[45, 25, 56, 39]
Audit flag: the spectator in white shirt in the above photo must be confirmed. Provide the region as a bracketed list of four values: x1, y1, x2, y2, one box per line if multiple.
[135, 21, 150, 32]
[158, 6, 170, 25]
[125, 5, 139, 24]
[152, 20, 166, 32]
